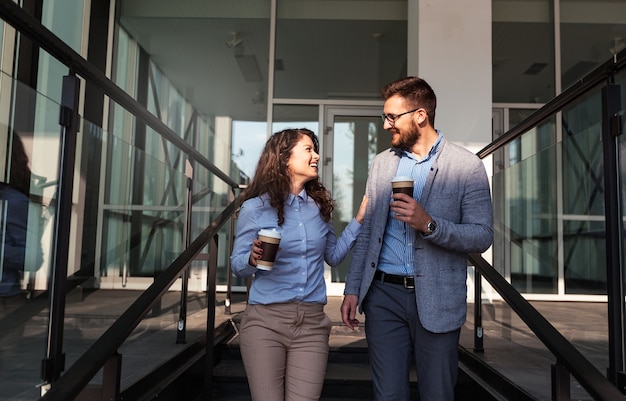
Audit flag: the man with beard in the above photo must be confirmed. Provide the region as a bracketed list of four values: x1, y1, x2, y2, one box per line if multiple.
[340, 76, 493, 401]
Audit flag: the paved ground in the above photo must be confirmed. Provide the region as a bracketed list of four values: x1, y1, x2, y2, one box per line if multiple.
[0, 289, 613, 401]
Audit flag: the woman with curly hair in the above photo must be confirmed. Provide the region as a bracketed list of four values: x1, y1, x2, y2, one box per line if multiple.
[230, 128, 366, 401]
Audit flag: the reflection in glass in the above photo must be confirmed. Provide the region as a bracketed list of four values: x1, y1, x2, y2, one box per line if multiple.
[330, 116, 381, 282]
[275, 0, 407, 100]
[560, 1, 626, 90]
[493, 0, 555, 103]
[498, 116, 558, 294]
[561, 87, 606, 294]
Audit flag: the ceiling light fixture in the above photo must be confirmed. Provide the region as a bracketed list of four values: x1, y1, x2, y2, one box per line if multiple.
[226, 32, 242, 48]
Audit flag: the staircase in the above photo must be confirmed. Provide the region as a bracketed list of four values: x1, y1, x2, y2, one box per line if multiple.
[209, 316, 518, 401]
[211, 319, 379, 401]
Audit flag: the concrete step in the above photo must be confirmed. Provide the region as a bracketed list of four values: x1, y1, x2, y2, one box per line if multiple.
[211, 322, 514, 401]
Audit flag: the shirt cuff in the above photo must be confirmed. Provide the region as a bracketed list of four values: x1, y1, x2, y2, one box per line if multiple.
[344, 218, 362, 236]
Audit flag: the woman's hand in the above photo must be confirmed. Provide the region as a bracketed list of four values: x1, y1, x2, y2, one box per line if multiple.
[248, 238, 263, 266]
[355, 195, 368, 224]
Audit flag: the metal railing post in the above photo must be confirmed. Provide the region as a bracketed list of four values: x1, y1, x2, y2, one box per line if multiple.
[551, 362, 571, 401]
[473, 268, 484, 353]
[100, 353, 122, 400]
[40, 73, 80, 394]
[176, 160, 193, 344]
[225, 188, 237, 315]
[601, 82, 626, 392]
[204, 234, 219, 399]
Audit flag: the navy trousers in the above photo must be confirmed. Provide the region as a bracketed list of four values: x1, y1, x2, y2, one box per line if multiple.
[363, 279, 460, 401]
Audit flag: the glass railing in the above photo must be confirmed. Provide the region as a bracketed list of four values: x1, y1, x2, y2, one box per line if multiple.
[463, 56, 626, 400]
[0, 67, 241, 399]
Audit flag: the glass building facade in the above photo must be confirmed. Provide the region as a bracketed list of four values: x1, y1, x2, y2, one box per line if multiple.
[0, 0, 625, 398]
[0, 0, 625, 300]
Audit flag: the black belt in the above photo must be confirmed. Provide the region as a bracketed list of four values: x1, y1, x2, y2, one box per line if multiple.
[374, 270, 415, 289]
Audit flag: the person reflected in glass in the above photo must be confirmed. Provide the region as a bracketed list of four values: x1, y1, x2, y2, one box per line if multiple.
[0, 132, 43, 299]
[230, 128, 367, 401]
[341, 77, 493, 401]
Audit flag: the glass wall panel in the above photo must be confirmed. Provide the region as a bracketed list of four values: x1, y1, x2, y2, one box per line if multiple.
[274, 0, 407, 100]
[112, 6, 262, 287]
[504, 118, 558, 293]
[37, 0, 86, 102]
[328, 114, 381, 283]
[561, 88, 607, 294]
[560, 0, 626, 90]
[272, 104, 318, 132]
[493, 0, 555, 103]
[231, 120, 267, 181]
[0, 71, 63, 399]
[102, 133, 184, 280]
[102, 102, 231, 288]
[119, 0, 272, 125]
[619, 70, 626, 298]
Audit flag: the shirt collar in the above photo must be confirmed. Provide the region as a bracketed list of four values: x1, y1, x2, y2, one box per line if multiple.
[287, 189, 308, 205]
[401, 130, 443, 163]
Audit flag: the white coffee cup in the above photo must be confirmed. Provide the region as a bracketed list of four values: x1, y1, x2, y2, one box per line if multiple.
[257, 229, 281, 270]
[391, 176, 414, 197]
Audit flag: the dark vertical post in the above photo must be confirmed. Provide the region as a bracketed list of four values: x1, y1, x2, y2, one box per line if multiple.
[601, 82, 625, 392]
[129, 48, 149, 279]
[41, 74, 80, 390]
[551, 362, 571, 401]
[225, 188, 236, 315]
[204, 234, 218, 399]
[473, 269, 484, 353]
[176, 160, 193, 344]
[100, 353, 122, 400]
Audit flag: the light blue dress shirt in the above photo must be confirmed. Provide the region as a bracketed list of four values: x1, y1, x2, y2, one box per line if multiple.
[377, 132, 442, 276]
[230, 190, 361, 305]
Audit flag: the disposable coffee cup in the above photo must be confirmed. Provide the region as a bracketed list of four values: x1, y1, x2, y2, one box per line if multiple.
[257, 229, 281, 270]
[391, 176, 414, 197]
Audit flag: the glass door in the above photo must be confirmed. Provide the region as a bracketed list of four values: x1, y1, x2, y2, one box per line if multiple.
[322, 105, 386, 296]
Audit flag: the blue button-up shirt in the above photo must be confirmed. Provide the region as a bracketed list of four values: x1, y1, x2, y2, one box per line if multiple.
[377, 132, 442, 276]
[230, 190, 361, 305]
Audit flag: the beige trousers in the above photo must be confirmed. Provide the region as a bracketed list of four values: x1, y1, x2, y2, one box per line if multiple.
[239, 302, 332, 401]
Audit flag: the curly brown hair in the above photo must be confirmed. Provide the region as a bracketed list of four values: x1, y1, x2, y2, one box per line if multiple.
[240, 128, 334, 225]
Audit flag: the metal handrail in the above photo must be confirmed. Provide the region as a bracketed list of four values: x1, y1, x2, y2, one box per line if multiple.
[478, 47, 626, 160]
[39, 195, 242, 401]
[0, 0, 238, 189]
[469, 253, 625, 401]
[469, 47, 626, 400]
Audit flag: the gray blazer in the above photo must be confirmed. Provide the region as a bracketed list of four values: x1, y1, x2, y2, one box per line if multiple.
[344, 138, 493, 333]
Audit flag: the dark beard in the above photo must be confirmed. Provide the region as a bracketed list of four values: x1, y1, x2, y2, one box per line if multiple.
[392, 120, 420, 150]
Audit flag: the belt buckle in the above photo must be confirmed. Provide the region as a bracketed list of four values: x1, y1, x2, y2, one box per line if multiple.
[403, 276, 414, 289]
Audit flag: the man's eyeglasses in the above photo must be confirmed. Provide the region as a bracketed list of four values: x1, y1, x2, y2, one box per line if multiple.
[380, 108, 424, 124]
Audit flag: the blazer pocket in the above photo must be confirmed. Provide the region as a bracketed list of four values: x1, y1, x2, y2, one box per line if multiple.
[436, 267, 467, 312]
